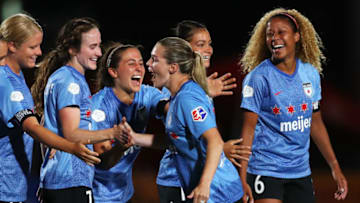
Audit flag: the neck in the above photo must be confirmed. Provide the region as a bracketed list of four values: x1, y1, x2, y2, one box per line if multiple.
[112, 86, 134, 105]
[5, 56, 21, 75]
[167, 73, 190, 96]
[273, 57, 297, 75]
[67, 59, 85, 75]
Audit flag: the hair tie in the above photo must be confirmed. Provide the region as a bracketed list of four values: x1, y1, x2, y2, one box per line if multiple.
[106, 45, 123, 68]
[279, 12, 299, 30]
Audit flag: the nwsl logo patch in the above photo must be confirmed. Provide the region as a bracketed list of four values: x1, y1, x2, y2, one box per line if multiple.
[302, 82, 313, 98]
[191, 106, 207, 122]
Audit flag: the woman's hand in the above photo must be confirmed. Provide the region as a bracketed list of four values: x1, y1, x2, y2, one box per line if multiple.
[223, 138, 251, 168]
[207, 72, 237, 98]
[187, 182, 210, 203]
[71, 142, 100, 166]
[331, 164, 348, 200]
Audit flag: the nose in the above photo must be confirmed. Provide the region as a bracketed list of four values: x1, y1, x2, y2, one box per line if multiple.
[96, 47, 102, 57]
[206, 45, 213, 55]
[36, 46, 42, 56]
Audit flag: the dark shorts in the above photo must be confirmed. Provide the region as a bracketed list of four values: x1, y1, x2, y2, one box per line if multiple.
[41, 186, 93, 203]
[157, 185, 186, 203]
[247, 173, 315, 203]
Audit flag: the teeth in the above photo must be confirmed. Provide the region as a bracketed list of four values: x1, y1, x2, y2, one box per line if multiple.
[203, 56, 210, 60]
[273, 44, 284, 49]
[132, 75, 141, 79]
[90, 58, 97, 61]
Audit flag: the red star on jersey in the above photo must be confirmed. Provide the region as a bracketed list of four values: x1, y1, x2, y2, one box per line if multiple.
[86, 109, 91, 117]
[170, 132, 179, 139]
[287, 104, 295, 115]
[300, 102, 308, 113]
[272, 104, 281, 115]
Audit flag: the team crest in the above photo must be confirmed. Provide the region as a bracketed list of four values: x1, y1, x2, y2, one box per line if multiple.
[191, 106, 207, 122]
[302, 83, 313, 97]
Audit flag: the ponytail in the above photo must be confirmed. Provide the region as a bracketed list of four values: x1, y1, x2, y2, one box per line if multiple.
[191, 52, 208, 94]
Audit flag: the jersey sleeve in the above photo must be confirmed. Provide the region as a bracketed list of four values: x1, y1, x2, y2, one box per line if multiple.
[147, 86, 170, 120]
[54, 78, 83, 110]
[240, 73, 267, 114]
[0, 73, 34, 127]
[176, 93, 217, 139]
[313, 70, 322, 102]
[91, 92, 111, 131]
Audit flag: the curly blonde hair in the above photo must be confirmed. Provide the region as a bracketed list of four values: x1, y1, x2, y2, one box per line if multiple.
[240, 8, 326, 74]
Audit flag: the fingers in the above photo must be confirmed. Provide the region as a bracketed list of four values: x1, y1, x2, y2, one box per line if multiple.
[219, 72, 232, 81]
[334, 183, 348, 200]
[219, 91, 234, 96]
[229, 138, 243, 145]
[79, 144, 101, 165]
[187, 191, 194, 199]
[49, 148, 57, 159]
[208, 72, 218, 79]
[230, 147, 252, 156]
[223, 82, 237, 90]
[231, 154, 250, 161]
[229, 158, 242, 168]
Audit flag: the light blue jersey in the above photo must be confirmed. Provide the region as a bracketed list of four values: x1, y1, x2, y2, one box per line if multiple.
[92, 85, 167, 203]
[166, 80, 243, 203]
[241, 59, 321, 178]
[156, 87, 182, 187]
[40, 66, 94, 189]
[0, 65, 34, 202]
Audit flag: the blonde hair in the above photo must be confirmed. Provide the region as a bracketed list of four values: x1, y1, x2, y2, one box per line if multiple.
[158, 37, 208, 94]
[240, 8, 325, 73]
[0, 13, 42, 47]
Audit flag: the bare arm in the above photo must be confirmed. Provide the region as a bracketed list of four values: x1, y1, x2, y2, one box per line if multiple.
[22, 116, 100, 165]
[239, 110, 258, 203]
[187, 127, 223, 203]
[59, 107, 117, 144]
[310, 110, 348, 200]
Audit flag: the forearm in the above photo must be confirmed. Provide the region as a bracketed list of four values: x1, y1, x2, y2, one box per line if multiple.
[239, 132, 253, 184]
[23, 117, 74, 154]
[65, 128, 114, 144]
[199, 134, 223, 186]
[133, 132, 168, 150]
[238, 110, 257, 183]
[311, 112, 339, 170]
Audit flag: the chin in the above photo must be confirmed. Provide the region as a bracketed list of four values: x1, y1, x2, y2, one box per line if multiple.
[26, 62, 36, 69]
[204, 62, 210, 69]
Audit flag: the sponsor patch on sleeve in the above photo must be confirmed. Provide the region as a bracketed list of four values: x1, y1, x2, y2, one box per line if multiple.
[10, 91, 24, 102]
[242, 85, 254, 98]
[191, 106, 208, 122]
[67, 82, 80, 95]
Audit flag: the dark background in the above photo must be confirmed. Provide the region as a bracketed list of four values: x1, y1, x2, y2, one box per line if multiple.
[2, 0, 359, 202]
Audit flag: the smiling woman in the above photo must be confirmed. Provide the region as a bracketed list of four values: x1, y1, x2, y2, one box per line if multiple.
[238, 8, 348, 203]
[90, 42, 171, 203]
[30, 17, 126, 203]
